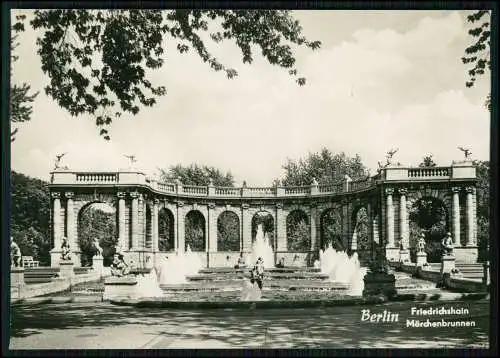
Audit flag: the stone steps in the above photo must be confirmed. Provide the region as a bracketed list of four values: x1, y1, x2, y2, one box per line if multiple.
[186, 273, 330, 281]
[198, 267, 321, 274]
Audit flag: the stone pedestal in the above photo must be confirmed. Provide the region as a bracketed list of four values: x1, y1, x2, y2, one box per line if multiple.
[11, 267, 25, 300]
[92, 255, 104, 275]
[363, 272, 397, 298]
[483, 261, 490, 286]
[50, 249, 62, 267]
[416, 252, 428, 267]
[399, 249, 410, 263]
[103, 277, 138, 300]
[11, 267, 25, 286]
[59, 261, 75, 278]
[440, 255, 455, 274]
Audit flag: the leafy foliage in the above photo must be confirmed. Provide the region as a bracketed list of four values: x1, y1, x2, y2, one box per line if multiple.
[158, 208, 175, 252]
[185, 210, 205, 251]
[462, 10, 491, 111]
[419, 154, 437, 167]
[77, 205, 117, 266]
[474, 160, 489, 260]
[10, 171, 51, 265]
[409, 198, 448, 262]
[217, 211, 240, 251]
[11, 15, 40, 142]
[287, 210, 310, 251]
[14, 10, 321, 140]
[320, 208, 342, 250]
[353, 208, 370, 262]
[158, 164, 234, 187]
[276, 147, 370, 186]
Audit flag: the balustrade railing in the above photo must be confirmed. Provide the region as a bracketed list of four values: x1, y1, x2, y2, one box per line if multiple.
[75, 173, 118, 183]
[157, 182, 176, 193]
[182, 185, 208, 195]
[285, 186, 310, 195]
[408, 167, 450, 178]
[54, 165, 465, 198]
[350, 178, 374, 191]
[215, 187, 241, 196]
[318, 183, 344, 194]
[245, 187, 277, 196]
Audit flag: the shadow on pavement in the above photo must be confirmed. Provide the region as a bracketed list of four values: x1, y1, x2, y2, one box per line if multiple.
[10, 300, 490, 348]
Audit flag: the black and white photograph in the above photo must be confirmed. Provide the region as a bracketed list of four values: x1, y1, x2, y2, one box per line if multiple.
[5, 4, 493, 352]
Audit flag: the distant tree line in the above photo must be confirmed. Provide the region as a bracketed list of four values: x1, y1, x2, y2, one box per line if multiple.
[10, 151, 490, 264]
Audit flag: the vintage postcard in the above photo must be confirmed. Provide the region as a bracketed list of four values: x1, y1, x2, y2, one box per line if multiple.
[6, 5, 492, 353]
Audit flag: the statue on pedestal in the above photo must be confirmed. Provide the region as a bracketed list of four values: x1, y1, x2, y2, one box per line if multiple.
[93, 238, 103, 257]
[110, 253, 130, 277]
[417, 234, 426, 253]
[61, 236, 72, 261]
[11, 237, 22, 268]
[441, 232, 454, 256]
[458, 146, 472, 160]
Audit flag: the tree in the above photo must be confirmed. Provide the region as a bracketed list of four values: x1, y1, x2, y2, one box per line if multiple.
[13, 10, 321, 140]
[158, 163, 234, 186]
[287, 210, 310, 252]
[10, 15, 39, 142]
[419, 154, 437, 167]
[10, 171, 51, 264]
[474, 160, 489, 261]
[185, 211, 205, 251]
[462, 10, 491, 111]
[217, 211, 240, 252]
[276, 147, 370, 186]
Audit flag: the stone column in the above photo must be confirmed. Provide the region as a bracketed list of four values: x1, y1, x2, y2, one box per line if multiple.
[241, 203, 252, 252]
[117, 192, 126, 250]
[399, 189, 409, 248]
[152, 199, 159, 253]
[130, 191, 139, 249]
[451, 187, 461, 246]
[52, 192, 62, 248]
[208, 203, 218, 253]
[310, 205, 317, 252]
[466, 187, 475, 246]
[276, 203, 286, 252]
[386, 188, 395, 247]
[177, 201, 185, 253]
[65, 192, 76, 251]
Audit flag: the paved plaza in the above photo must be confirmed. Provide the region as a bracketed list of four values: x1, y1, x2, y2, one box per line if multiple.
[9, 299, 489, 349]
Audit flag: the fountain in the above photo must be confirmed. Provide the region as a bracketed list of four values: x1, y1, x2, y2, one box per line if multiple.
[156, 245, 204, 285]
[133, 267, 164, 298]
[249, 224, 275, 269]
[319, 243, 367, 295]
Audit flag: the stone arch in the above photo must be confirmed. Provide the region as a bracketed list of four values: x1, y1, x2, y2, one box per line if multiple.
[76, 200, 117, 267]
[251, 210, 275, 249]
[217, 210, 240, 252]
[319, 205, 343, 251]
[286, 209, 310, 252]
[408, 195, 449, 263]
[158, 207, 175, 252]
[185, 210, 206, 252]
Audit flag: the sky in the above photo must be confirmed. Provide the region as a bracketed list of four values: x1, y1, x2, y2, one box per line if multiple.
[10, 10, 491, 186]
